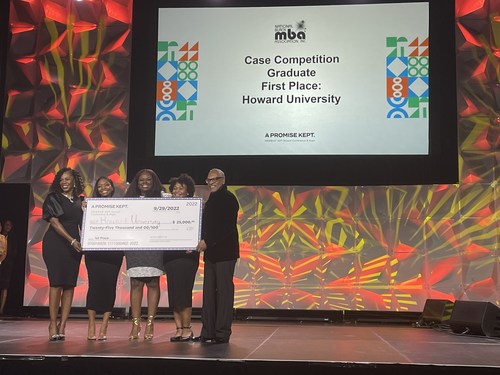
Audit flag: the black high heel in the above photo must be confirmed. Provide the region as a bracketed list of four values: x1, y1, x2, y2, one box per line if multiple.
[178, 326, 193, 342]
[170, 326, 183, 342]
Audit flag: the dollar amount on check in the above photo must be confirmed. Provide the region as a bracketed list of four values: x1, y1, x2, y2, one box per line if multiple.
[81, 197, 202, 251]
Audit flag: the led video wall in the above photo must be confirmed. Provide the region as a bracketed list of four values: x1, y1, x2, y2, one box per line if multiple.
[1, 0, 500, 312]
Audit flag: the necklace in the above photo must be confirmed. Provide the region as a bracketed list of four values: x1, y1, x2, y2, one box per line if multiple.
[62, 193, 74, 203]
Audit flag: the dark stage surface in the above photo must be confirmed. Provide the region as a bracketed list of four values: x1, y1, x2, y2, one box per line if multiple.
[0, 316, 499, 375]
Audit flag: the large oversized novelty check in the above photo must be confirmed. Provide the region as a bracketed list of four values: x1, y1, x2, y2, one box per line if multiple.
[81, 197, 202, 251]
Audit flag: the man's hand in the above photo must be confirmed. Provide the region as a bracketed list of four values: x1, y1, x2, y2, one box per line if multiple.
[196, 239, 207, 253]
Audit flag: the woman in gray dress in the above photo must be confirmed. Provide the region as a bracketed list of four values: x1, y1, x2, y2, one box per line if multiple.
[125, 169, 165, 340]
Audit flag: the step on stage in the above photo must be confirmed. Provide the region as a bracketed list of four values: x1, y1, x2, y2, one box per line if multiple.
[0, 316, 499, 375]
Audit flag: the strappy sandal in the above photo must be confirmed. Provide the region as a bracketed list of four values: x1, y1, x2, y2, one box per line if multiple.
[144, 315, 154, 340]
[128, 317, 141, 340]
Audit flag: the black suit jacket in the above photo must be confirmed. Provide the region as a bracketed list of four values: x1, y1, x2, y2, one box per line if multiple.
[201, 185, 240, 262]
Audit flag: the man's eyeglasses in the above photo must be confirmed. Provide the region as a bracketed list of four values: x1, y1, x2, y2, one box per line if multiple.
[206, 176, 224, 184]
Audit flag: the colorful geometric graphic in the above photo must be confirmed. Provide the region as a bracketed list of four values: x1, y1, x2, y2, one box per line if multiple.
[1, 0, 500, 312]
[156, 41, 198, 121]
[386, 36, 429, 118]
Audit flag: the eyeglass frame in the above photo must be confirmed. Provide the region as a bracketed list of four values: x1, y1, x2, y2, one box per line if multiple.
[205, 176, 224, 184]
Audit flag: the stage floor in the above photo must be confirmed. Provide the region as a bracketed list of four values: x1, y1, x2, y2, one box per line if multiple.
[1, 316, 499, 374]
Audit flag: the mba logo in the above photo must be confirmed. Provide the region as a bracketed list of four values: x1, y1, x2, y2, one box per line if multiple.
[275, 20, 306, 43]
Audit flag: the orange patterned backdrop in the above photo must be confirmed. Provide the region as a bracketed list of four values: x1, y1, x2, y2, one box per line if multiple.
[1, 0, 500, 312]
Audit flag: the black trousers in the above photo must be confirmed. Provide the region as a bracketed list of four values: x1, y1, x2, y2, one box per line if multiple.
[200, 258, 237, 340]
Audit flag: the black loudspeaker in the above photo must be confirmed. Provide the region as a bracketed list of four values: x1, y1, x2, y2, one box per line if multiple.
[419, 299, 454, 326]
[449, 301, 500, 337]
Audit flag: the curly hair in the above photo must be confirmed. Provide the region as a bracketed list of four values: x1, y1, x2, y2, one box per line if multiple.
[50, 167, 85, 198]
[92, 176, 115, 198]
[168, 173, 196, 197]
[125, 169, 165, 197]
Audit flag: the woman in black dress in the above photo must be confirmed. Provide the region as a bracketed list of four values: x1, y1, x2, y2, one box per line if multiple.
[125, 169, 166, 340]
[42, 167, 85, 341]
[85, 177, 123, 340]
[164, 173, 199, 342]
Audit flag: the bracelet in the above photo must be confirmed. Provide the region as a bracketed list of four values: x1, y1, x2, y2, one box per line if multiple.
[70, 239, 76, 246]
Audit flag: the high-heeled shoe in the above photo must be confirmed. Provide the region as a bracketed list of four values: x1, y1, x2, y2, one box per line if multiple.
[57, 322, 65, 340]
[87, 325, 96, 341]
[170, 326, 183, 342]
[144, 315, 154, 340]
[128, 317, 141, 340]
[178, 326, 193, 342]
[49, 323, 59, 341]
[98, 322, 108, 341]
